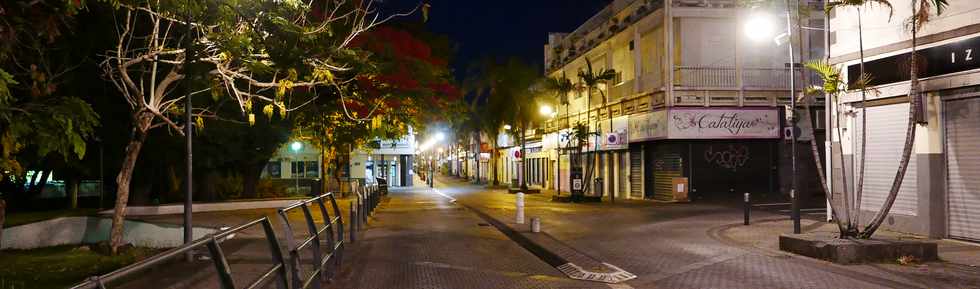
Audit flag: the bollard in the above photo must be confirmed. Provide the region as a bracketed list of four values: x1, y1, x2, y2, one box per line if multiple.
[743, 192, 750, 226]
[350, 202, 357, 243]
[531, 217, 541, 233]
[516, 192, 525, 224]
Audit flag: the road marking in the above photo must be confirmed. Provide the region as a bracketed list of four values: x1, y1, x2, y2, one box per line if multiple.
[556, 262, 637, 284]
[430, 188, 457, 203]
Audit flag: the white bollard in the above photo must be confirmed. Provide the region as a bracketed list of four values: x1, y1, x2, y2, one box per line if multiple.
[516, 192, 525, 224]
[531, 217, 541, 233]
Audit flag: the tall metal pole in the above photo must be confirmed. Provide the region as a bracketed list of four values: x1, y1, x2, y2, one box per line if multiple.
[785, 0, 801, 234]
[183, 1, 194, 261]
[99, 139, 104, 209]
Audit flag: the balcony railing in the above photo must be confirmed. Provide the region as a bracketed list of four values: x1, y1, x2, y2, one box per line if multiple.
[674, 66, 736, 88]
[673, 66, 804, 89]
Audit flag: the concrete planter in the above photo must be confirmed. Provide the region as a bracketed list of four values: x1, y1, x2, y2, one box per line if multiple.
[779, 233, 938, 264]
[1, 217, 218, 250]
[98, 198, 306, 216]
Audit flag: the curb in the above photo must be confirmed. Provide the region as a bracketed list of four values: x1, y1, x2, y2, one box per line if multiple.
[458, 202, 637, 284]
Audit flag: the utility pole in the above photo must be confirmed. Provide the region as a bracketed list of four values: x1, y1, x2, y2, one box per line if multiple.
[183, 0, 194, 260]
[785, 0, 801, 234]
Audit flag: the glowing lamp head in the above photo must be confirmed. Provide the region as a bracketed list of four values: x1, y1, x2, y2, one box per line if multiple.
[290, 141, 303, 152]
[744, 13, 775, 43]
[539, 105, 554, 116]
[435, 132, 446, 141]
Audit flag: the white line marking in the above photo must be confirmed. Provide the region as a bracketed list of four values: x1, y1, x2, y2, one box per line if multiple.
[431, 188, 457, 203]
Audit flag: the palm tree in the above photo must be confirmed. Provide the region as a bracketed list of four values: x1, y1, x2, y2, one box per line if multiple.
[860, 0, 947, 239]
[812, 0, 948, 239]
[576, 59, 616, 196]
[545, 73, 575, 195]
[825, 0, 894, 231]
[805, 60, 876, 237]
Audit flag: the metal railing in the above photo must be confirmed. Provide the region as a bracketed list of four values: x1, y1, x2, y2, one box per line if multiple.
[70, 184, 390, 289]
[673, 66, 737, 88]
[70, 217, 288, 289]
[278, 193, 345, 289]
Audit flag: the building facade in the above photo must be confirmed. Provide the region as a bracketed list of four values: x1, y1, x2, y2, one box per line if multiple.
[829, 0, 980, 240]
[538, 0, 826, 203]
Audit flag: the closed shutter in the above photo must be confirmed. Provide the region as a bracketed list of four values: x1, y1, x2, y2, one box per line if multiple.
[630, 147, 643, 199]
[854, 104, 917, 216]
[618, 152, 628, 196]
[654, 153, 683, 201]
[945, 97, 980, 241]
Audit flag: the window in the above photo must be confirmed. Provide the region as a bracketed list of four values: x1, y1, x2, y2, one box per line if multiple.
[267, 161, 282, 178]
[305, 161, 319, 178]
[291, 161, 305, 178]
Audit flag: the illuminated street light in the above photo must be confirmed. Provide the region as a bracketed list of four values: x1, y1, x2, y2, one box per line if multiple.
[539, 105, 554, 116]
[435, 132, 446, 141]
[744, 3, 801, 234]
[503, 124, 512, 130]
[290, 141, 303, 152]
[744, 12, 775, 43]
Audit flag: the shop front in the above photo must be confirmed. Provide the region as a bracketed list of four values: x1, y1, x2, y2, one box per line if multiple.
[629, 108, 781, 201]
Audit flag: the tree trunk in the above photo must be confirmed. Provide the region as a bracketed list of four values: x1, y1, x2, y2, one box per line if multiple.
[860, 2, 920, 238]
[68, 176, 80, 209]
[0, 199, 6, 248]
[853, 10, 868, 229]
[242, 162, 264, 199]
[110, 115, 151, 254]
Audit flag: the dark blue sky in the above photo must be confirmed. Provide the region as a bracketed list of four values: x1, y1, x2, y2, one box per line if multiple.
[379, 0, 611, 77]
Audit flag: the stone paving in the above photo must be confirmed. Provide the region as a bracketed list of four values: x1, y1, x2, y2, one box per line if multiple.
[434, 176, 980, 289]
[327, 182, 601, 289]
[100, 176, 980, 289]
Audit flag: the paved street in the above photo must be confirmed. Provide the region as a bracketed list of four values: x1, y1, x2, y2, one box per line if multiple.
[328, 181, 598, 289]
[328, 176, 980, 289]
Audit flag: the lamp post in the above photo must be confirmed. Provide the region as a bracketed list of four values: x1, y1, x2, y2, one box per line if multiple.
[291, 141, 303, 195]
[745, 3, 800, 234]
[539, 105, 556, 195]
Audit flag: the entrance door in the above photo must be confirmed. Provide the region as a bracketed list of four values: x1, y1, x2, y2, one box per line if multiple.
[945, 97, 980, 241]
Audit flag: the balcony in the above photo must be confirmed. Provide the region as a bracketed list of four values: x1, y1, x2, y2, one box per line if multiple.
[672, 66, 803, 89]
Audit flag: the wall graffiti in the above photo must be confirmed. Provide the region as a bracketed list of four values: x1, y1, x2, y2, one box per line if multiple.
[703, 144, 750, 171]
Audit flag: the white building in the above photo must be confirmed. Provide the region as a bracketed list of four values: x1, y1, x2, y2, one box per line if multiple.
[829, 0, 980, 240]
[538, 0, 825, 203]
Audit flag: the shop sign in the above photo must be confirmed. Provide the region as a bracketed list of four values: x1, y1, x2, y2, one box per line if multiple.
[602, 116, 629, 150]
[668, 108, 779, 139]
[628, 110, 667, 142]
[848, 34, 980, 86]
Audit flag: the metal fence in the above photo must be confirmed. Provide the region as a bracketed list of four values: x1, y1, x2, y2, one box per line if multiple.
[70, 182, 388, 289]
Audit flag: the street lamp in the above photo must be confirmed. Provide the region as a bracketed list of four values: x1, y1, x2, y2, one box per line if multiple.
[503, 124, 512, 130]
[745, 4, 800, 234]
[539, 105, 554, 116]
[291, 141, 302, 195]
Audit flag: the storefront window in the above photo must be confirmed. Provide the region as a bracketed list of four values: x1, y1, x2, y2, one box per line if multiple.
[305, 161, 319, 178]
[267, 161, 281, 178]
[291, 161, 305, 178]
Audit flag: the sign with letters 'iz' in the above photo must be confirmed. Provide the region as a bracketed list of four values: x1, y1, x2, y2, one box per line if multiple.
[848, 34, 980, 86]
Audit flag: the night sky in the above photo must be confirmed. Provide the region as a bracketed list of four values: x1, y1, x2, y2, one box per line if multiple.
[379, 0, 611, 78]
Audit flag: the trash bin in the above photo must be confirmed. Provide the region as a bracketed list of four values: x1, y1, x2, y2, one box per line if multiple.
[593, 178, 604, 197]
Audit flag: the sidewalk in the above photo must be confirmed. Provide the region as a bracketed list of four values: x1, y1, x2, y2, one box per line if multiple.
[326, 179, 599, 289]
[435, 175, 980, 289]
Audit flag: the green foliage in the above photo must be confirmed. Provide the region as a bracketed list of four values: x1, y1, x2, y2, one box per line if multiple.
[0, 1, 101, 180]
[0, 245, 160, 289]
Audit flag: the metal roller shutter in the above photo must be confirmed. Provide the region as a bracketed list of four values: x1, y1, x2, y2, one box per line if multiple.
[854, 104, 918, 216]
[653, 153, 683, 201]
[630, 146, 643, 199]
[945, 97, 980, 241]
